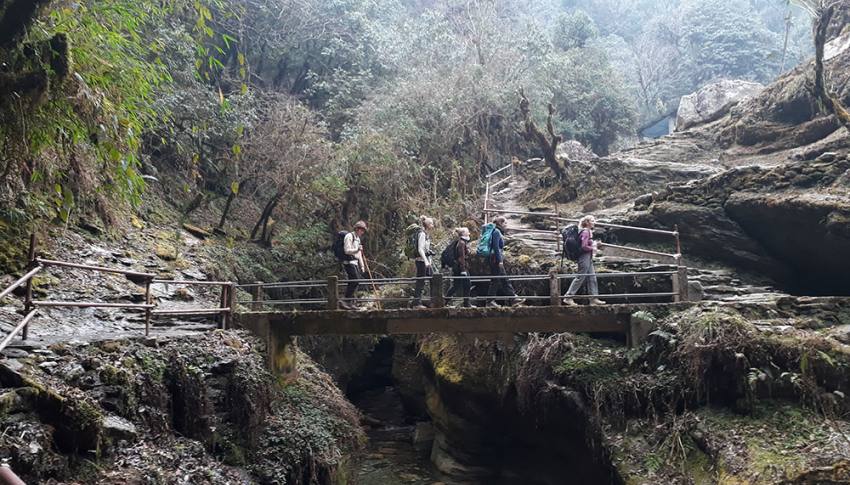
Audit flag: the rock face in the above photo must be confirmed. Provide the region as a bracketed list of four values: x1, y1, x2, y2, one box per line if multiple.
[676, 79, 764, 132]
[0, 332, 364, 484]
[622, 157, 850, 294]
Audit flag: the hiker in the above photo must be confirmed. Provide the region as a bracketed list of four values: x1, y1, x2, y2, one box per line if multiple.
[485, 216, 525, 307]
[445, 227, 472, 307]
[562, 215, 605, 306]
[340, 221, 368, 309]
[412, 216, 436, 309]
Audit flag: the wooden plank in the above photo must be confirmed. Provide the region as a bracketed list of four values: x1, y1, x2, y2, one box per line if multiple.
[250, 305, 665, 336]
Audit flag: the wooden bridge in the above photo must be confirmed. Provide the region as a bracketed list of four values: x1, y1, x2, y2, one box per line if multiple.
[1, 163, 695, 379]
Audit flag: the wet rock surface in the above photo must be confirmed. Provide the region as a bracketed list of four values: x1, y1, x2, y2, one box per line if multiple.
[0, 331, 364, 484]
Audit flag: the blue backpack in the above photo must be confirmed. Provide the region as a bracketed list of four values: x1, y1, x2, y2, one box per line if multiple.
[477, 223, 496, 258]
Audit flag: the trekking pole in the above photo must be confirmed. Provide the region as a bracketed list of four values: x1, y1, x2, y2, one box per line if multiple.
[362, 254, 383, 310]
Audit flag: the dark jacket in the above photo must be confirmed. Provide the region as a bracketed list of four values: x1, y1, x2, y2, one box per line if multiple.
[491, 228, 505, 264]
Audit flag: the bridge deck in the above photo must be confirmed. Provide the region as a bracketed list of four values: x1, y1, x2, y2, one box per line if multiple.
[236, 303, 693, 336]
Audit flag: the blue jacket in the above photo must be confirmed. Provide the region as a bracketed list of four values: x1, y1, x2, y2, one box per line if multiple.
[491, 228, 505, 263]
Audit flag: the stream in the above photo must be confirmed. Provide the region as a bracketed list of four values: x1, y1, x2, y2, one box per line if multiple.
[352, 385, 445, 485]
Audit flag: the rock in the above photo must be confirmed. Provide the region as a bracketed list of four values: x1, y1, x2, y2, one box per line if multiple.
[0, 359, 26, 386]
[1, 348, 29, 359]
[102, 415, 138, 442]
[173, 287, 195, 302]
[78, 220, 105, 236]
[0, 390, 27, 413]
[676, 79, 764, 132]
[155, 243, 177, 261]
[556, 140, 597, 161]
[633, 193, 654, 211]
[412, 421, 435, 447]
[182, 223, 212, 239]
[815, 151, 839, 162]
[180, 267, 207, 280]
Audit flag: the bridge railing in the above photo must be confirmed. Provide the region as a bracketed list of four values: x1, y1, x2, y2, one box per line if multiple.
[236, 268, 689, 311]
[482, 162, 682, 265]
[0, 236, 236, 351]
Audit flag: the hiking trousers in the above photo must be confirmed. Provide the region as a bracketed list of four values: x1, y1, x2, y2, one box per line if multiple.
[343, 263, 362, 299]
[564, 252, 598, 297]
[487, 261, 517, 304]
[446, 264, 471, 307]
[413, 261, 432, 306]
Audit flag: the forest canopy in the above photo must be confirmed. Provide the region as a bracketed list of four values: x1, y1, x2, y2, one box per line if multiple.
[0, 0, 815, 260]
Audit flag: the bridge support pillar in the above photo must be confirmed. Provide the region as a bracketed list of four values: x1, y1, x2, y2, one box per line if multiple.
[549, 272, 561, 307]
[627, 312, 656, 348]
[269, 325, 298, 384]
[431, 273, 445, 308]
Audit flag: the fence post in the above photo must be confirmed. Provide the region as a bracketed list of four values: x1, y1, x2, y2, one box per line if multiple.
[218, 284, 229, 329]
[327, 276, 339, 310]
[22, 234, 36, 340]
[671, 272, 681, 303]
[431, 273, 445, 308]
[550, 272, 561, 307]
[144, 278, 152, 337]
[677, 266, 689, 302]
[226, 283, 236, 329]
[251, 281, 264, 311]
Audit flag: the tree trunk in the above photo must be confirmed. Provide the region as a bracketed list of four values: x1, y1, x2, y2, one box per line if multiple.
[216, 190, 236, 232]
[813, 5, 850, 132]
[251, 191, 283, 242]
[518, 90, 565, 179]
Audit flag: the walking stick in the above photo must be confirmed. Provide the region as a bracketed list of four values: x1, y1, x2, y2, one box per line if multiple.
[361, 253, 383, 310]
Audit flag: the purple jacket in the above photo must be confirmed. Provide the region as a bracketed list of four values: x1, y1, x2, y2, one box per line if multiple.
[580, 229, 594, 254]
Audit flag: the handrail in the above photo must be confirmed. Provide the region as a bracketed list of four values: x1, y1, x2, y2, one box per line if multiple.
[0, 265, 42, 300]
[36, 258, 156, 279]
[152, 279, 231, 286]
[0, 309, 37, 353]
[487, 164, 513, 178]
[597, 243, 679, 260]
[490, 174, 513, 189]
[483, 209, 678, 238]
[32, 301, 155, 309]
[152, 308, 230, 315]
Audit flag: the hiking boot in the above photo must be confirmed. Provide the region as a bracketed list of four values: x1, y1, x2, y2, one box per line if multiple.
[487, 301, 501, 308]
[562, 297, 578, 306]
[339, 301, 353, 310]
[511, 298, 526, 307]
[589, 298, 606, 306]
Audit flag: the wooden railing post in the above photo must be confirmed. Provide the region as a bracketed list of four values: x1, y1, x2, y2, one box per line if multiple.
[144, 278, 152, 337]
[431, 273, 444, 308]
[550, 272, 561, 307]
[327, 276, 339, 310]
[22, 234, 36, 340]
[226, 283, 236, 329]
[218, 284, 229, 329]
[677, 266, 689, 302]
[251, 281, 263, 311]
[671, 272, 681, 303]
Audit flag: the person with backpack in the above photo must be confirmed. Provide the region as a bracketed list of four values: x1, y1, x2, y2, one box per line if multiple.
[562, 215, 605, 306]
[411, 216, 435, 309]
[483, 216, 525, 307]
[335, 220, 368, 309]
[444, 227, 472, 307]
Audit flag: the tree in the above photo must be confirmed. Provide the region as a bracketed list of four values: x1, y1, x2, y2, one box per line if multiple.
[794, 0, 850, 132]
[519, 90, 565, 179]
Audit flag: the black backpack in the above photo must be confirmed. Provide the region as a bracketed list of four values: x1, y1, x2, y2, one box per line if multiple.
[333, 231, 350, 261]
[440, 240, 459, 269]
[561, 225, 582, 261]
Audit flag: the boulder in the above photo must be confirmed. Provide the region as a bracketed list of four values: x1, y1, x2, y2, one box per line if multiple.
[676, 79, 764, 131]
[556, 140, 597, 161]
